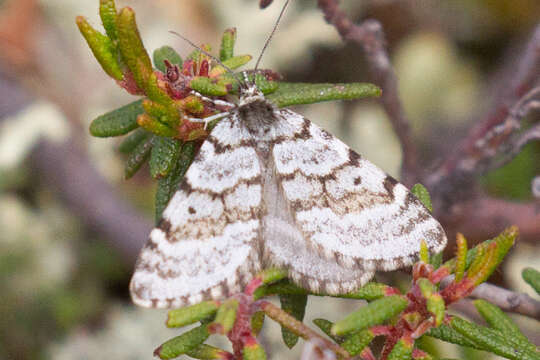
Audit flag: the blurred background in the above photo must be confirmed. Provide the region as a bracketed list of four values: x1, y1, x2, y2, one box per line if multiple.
[0, 0, 538, 359]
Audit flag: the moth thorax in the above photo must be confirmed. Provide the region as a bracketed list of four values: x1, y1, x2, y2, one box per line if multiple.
[238, 99, 278, 135]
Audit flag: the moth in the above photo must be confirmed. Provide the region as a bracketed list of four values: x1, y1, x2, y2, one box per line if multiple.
[130, 4, 447, 309]
[129, 78, 447, 308]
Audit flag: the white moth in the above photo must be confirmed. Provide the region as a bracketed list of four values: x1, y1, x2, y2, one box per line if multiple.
[129, 81, 448, 308]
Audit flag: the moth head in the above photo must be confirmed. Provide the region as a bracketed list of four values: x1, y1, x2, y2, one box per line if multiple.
[238, 81, 265, 106]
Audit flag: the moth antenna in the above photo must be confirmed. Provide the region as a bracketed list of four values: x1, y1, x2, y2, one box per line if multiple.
[254, 0, 291, 71]
[168, 31, 245, 88]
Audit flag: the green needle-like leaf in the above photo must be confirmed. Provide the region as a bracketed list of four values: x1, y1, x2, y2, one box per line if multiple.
[473, 300, 535, 351]
[259, 268, 289, 285]
[332, 295, 408, 335]
[99, 0, 118, 41]
[387, 338, 413, 360]
[443, 226, 518, 274]
[426, 293, 445, 326]
[223, 55, 252, 70]
[340, 282, 391, 301]
[187, 44, 211, 62]
[454, 233, 468, 282]
[313, 319, 373, 356]
[76, 16, 123, 80]
[142, 99, 178, 129]
[341, 329, 374, 356]
[522, 267, 540, 295]
[411, 183, 433, 212]
[118, 128, 150, 153]
[254, 74, 279, 94]
[155, 324, 210, 360]
[155, 141, 195, 221]
[190, 76, 228, 96]
[137, 113, 177, 137]
[267, 82, 381, 108]
[420, 240, 430, 264]
[242, 341, 267, 360]
[89, 100, 143, 137]
[251, 311, 265, 336]
[279, 294, 308, 348]
[149, 136, 182, 179]
[124, 135, 153, 179]
[313, 318, 338, 340]
[145, 73, 176, 110]
[210, 299, 239, 334]
[220, 28, 236, 61]
[429, 251, 443, 269]
[426, 324, 482, 350]
[186, 344, 231, 360]
[153, 45, 183, 73]
[451, 316, 539, 360]
[167, 301, 220, 328]
[253, 280, 308, 300]
[116, 7, 153, 90]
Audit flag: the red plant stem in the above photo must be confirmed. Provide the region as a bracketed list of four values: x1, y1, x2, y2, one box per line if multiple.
[412, 348, 430, 359]
[361, 348, 377, 360]
[244, 277, 263, 297]
[259, 301, 350, 359]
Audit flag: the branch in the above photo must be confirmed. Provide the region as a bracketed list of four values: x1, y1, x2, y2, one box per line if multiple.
[470, 282, 540, 320]
[442, 277, 540, 320]
[0, 1, 154, 265]
[259, 301, 350, 359]
[488, 115, 540, 172]
[316, 0, 418, 186]
[30, 139, 152, 264]
[0, 66, 152, 265]
[426, 25, 540, 207]
[440, 196, 540, 244]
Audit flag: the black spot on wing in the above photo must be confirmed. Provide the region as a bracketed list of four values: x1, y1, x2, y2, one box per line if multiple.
[159, 218, 173, 236]
[383, 176, 399, 200]
[293, 118, 311, 140]
[348, 148, 362, 165]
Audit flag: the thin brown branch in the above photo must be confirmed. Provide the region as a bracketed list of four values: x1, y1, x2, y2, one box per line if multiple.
[426, 25, 540, 207]
[440, 196, 540, 244]
[441, 276, 540, 320]
[259, 301, 350, 359]
[0, 1, 154, 265]
[31, 139, 152, 264]
[432, 86, 539, 181]
[470, 282, 540, 320]
[316, 0, 418, 186]
[533, 176, 540, 199]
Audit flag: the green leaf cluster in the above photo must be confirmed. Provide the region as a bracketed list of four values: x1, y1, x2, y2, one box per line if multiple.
[427, 305, 539, 360]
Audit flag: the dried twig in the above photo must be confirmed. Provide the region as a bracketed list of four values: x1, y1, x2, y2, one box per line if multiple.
[488, 118, 540, 172]
[426, 25, 540, 207]
[470, 282, 540, 320]
[260, 301, 350, 359]
[31, 139, 152, 263]
[0, 0, 153, 265]
[443, 196, 540, 244]
[442, 276, 540, 320]
[316, 0, 419, 186]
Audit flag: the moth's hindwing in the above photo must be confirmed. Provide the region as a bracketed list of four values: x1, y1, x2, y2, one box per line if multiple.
[130, 115, 263, 308]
